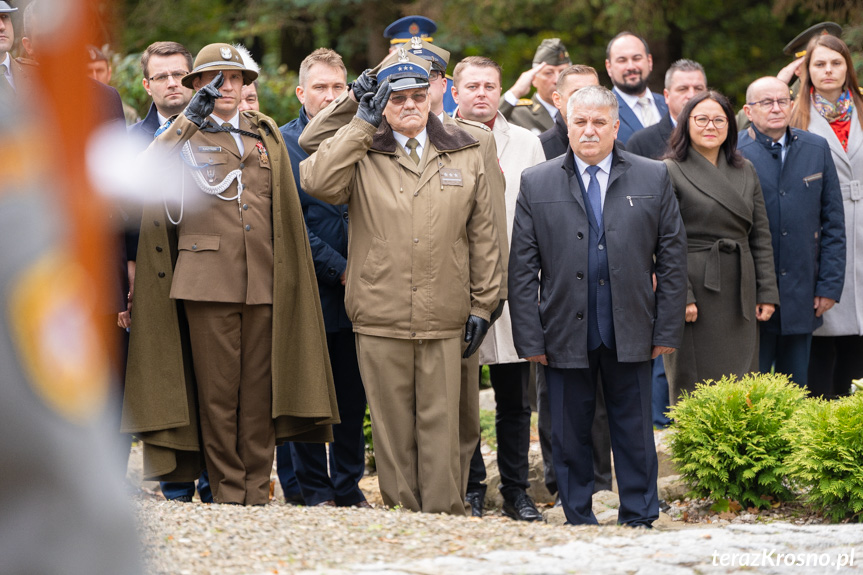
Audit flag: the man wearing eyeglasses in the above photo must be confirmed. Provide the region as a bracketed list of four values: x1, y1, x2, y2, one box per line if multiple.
[739, 76, 845, 389]
[299, 49, 501, 515]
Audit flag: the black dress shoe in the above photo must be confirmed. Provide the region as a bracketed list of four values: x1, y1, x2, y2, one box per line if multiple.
[168, 495, 193, 503]
[502, 492, 542, 522]
[465, 491, 484, 517]
[284, 492, 305, 506]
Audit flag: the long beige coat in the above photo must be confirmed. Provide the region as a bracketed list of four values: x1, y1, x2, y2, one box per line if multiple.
[299, 95, 501, 339]
[808, 105, 863, 336]
[475, 111, 546, 365]
[664, 150, 779, 404]
[122, 112, 339, 481]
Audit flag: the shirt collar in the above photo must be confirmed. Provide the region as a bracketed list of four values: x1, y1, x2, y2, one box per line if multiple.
[211, 111, 240, 129]
[392, 128, 428, 152]
[615, 87, 651, 110]
[573, 150, 614, 178]
[535, 93, 558, 119]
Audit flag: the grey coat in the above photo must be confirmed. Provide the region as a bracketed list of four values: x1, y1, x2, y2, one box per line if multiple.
[664, 150, 780, 404]
[807, 105, 863, 336]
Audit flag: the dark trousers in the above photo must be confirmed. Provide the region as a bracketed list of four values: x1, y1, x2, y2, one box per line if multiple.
[275, 444, 302, 500]
[808, 335, 863, 398]
[546, 346, 658, 527]
[759, 329, 812, 387]
[650, 357, 672, 427]
[161, 472, 212, 502]
[536, 363, 612, 495]
[467, 362, 531, 501]
[289, 329, 367, 506]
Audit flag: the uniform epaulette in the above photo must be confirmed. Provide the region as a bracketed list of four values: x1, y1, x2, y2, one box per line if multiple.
[455, 117, 491, 132]
[516, 98, 533, 106]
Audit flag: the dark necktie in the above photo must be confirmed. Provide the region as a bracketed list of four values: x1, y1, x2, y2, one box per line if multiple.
[586, 165, 603, 228]
[406, 138, 420, 165]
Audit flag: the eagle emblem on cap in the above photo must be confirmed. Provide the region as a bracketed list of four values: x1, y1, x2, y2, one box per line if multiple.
[220, 46, 232, 60]
[410, 36, 423, 50]
[409, 22, 420, 35]
[397, 47, 409, 63]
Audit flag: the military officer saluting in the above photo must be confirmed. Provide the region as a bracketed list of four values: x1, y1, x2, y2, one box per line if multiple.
[499, 38, 572, 135]
[123, 43, 338, 506]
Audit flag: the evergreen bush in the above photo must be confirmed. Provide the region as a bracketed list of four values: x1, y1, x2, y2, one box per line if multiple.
[785, 393, 863, 522]
[667, 372, 808, 508]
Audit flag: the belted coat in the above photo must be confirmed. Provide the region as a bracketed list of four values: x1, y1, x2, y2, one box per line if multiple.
[663, 150, 779, 403]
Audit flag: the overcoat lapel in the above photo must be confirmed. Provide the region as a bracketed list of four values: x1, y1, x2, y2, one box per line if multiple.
[563, 150, 596, 234]
[675, 149, 753, 224]
[846, 108, 863, 161]
[809, 103, 855, 172]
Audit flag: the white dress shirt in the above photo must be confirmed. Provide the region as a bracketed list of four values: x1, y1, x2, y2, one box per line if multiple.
[573, 151, 614, 210]
[211, 111, 244, 156]
[392, 128, 428, 162]
[616, 89, 661, 127]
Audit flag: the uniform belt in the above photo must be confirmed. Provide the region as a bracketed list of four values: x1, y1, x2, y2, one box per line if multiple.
[840, 180, 861, 201]
[688, 236, 753, 321]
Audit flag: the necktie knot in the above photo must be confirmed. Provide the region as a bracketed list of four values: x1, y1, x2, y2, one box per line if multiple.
[637, 96, 656, 127]
[222, 122, 232, 129]
[406, 138, 420, 165]
[585, 165, 603, 227]
[586, 165, 601, 178]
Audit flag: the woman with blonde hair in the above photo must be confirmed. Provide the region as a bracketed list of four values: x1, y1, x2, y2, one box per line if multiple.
[790, 34, 863, 398]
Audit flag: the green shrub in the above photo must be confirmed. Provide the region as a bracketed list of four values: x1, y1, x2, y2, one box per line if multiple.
[667, 372, 808, 508]
[785, 393, 863, 522]
[363, 405, 375, 471]
[479, 409, 496, 451]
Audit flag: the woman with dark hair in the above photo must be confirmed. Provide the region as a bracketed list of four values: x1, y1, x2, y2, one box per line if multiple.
[663, 90, 779, 404]
[790, 34, 863, 398]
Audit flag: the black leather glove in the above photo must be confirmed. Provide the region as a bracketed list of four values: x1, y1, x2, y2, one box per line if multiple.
[349, 69, 377, 101]
[184, 72, 224, 128]
[356, 80, 392, 128]
[462, 315, 490, 359]
[490, 299, 506, 324]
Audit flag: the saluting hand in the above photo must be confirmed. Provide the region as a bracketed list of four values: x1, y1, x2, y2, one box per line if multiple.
[507, 63, 548, 99]
[185, 72, 224, 128]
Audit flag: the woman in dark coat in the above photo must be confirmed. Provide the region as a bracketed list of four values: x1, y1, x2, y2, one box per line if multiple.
[663, 91, 780, 405]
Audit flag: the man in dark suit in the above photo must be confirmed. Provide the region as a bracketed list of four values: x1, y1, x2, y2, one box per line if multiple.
[625, 58, 705, 428]
[278, 48, 370, 509]
[509, 86, 687, 527]
[0, 1, 18, 95]
[605, 32, 668, 144]
[539, 64, 599, 160]
[627, 59, 707, 160]
[738, 76, 845, 392]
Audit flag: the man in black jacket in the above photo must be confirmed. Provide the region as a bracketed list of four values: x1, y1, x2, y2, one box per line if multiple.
[539, 65, 599, 160]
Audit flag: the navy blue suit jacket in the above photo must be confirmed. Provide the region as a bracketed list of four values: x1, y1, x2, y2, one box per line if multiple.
[280, 107, 351, 332]
[738, 125, 845, 334]
[613, 88, 668, 145]
[509, 144, 687, 368]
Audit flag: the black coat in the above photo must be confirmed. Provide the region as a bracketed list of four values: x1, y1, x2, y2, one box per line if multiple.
[626, 113, 674, 160]
[738, 125, 846, 334]
[508, 144, 688, 368]
[538, 112, 569, 160]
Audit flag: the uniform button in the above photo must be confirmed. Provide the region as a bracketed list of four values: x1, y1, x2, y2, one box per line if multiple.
[599, 279, 605, 286]
[176, 128, 182, 135]
[598, 244, 604, 251]
[245, 224, 251, 231]
[327, 269, 336, 276]
[576, 312, 584, 320]
[239, 162, 245, 169]
[412, 287, 417, 291]
[780, 190, 786, 196]
[411, 332, 416, 337]
[154, 220, 160, 227]
[781, 270, 787, 276]
[242, 204, 248, 210]
[158, 272, 166, 278]
[781, 230, 787, 236]
[191, 244, 197, 250]
[155, 246, 163, 252]
[343, 212, 349, 220]
[208, 157, 214, 163]
[413, 238, 419, 243]
[577, 232, 584, 240]
[576, 272, 584, 280]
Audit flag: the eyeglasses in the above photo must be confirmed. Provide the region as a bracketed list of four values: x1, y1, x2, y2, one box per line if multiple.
[428, 70, 443, 81]
[746, 98, 791, 110]
[148, 71, 188, 84]
[690, 115, 728, 129]
[389, 92, 428, 106]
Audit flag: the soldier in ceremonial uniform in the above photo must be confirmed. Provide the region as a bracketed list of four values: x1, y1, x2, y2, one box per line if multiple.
[123, 43, 339, 506]
[499, 38, 572, 135]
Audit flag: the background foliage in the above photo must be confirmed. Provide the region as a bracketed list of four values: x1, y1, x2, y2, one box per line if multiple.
[36, 0, 860, 125]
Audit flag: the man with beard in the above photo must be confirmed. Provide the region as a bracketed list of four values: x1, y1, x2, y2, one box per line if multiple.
[605, 32, 668, 144]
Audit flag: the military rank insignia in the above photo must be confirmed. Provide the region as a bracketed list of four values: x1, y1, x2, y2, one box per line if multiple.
[256, 141, 269, 166]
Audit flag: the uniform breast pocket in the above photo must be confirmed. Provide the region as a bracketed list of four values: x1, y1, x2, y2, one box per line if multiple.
[178, 234, 220, 253]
